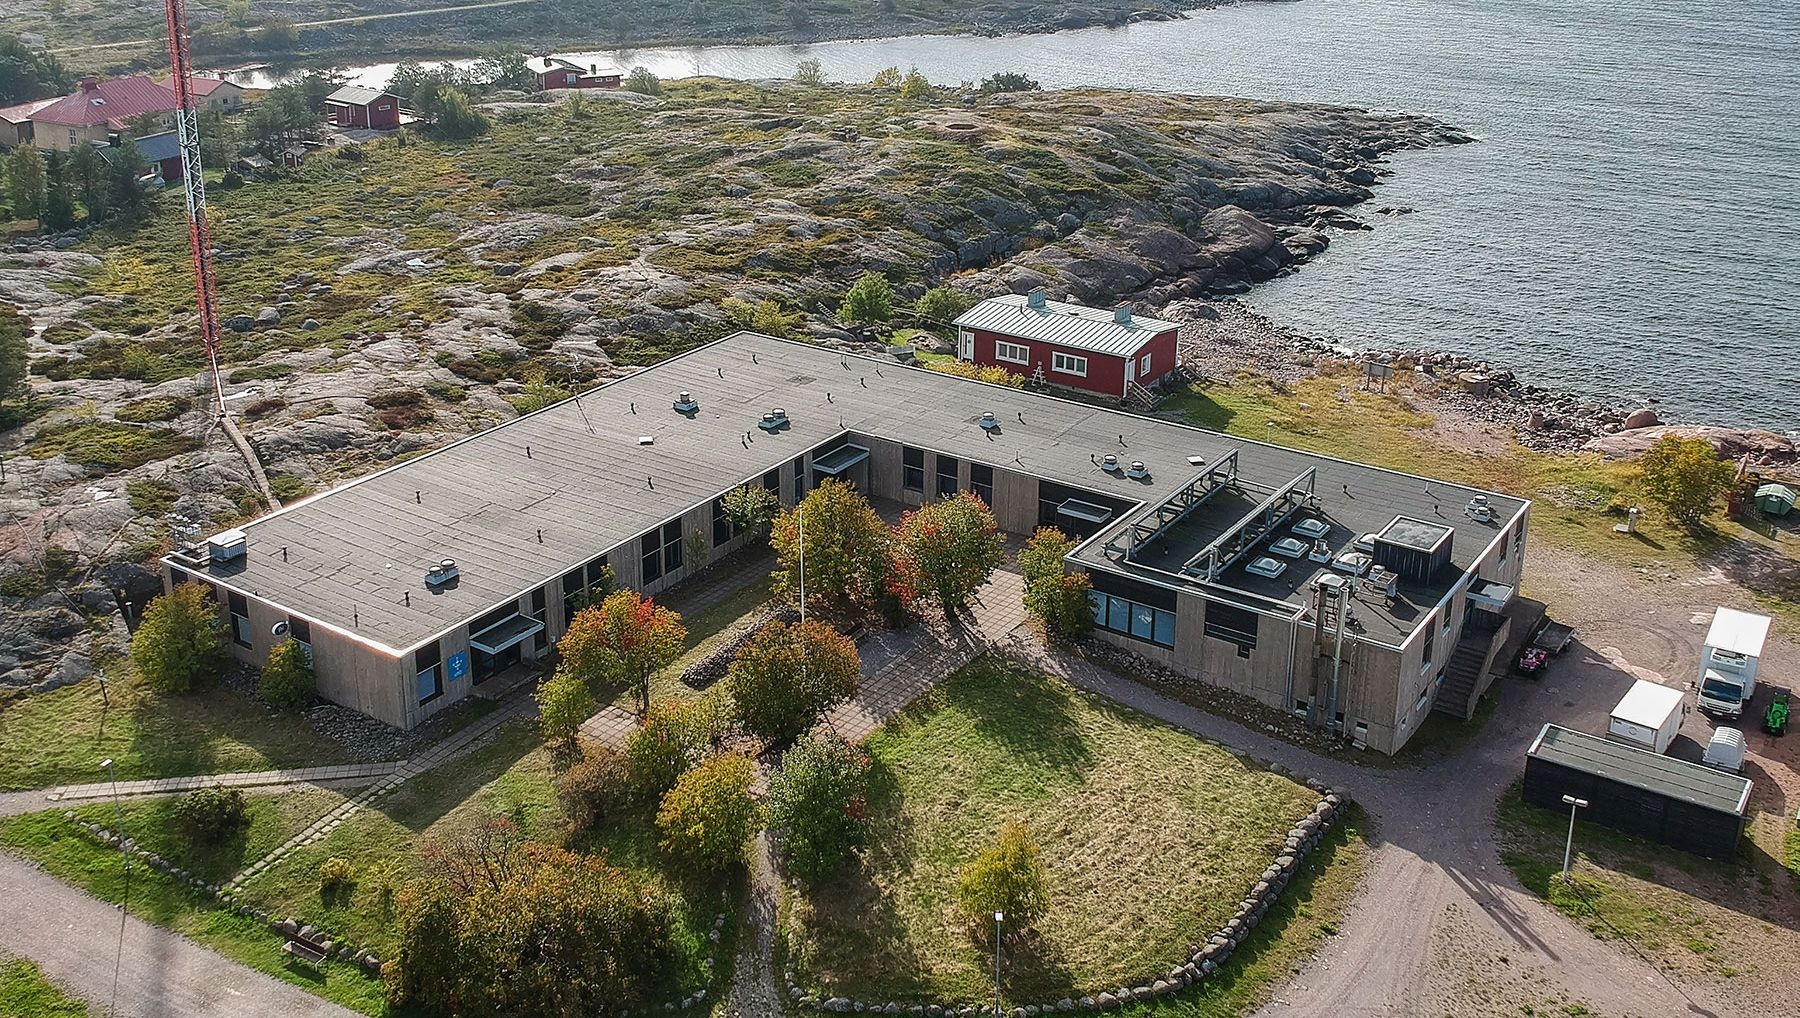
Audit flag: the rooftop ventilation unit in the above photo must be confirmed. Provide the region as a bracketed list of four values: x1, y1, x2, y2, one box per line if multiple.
[1465, 494, 1494, 523]
[757, 407, 790, 432]
[425, 558, 459, 587]
[1125, 460, 1149, 480]
[1309, 539, 1333, 563]
[979, 411, 999, 431]
[1113, 302, 1132, 325]
[673, 391, 698, 414]
[206, 528, 247, 562]
[1332, 551, 1373, 576]
[1100, 454, 1121, 473]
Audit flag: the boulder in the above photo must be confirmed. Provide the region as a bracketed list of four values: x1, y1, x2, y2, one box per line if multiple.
[1584, 425, 1796, 463]
[224, 314, 254, 333]
[1620, 407, 1660, 429]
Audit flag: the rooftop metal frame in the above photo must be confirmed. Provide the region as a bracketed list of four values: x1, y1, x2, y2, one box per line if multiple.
[1104, 449, 1240, 562]
[1183, 466, 1319, 581]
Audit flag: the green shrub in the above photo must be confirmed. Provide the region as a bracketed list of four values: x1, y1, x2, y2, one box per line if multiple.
[766, 733, 871, 881]
[624, 66, 662, 96]
[28, 422, 196, 471]
[1637, 434, 1736, 527]
[623, 698, 718, 800]
[115, 396, 191, 423]
[728, 620, 860, 746]
[555, 742, 634, 832]
[838, 272, 893, 325]
[173, 785, 248, 844]
[656, 753, 761, 873]
[1019, 527, 1093, 640]
[126, 480, 179, 517]
[535, 668, 598, 750]
[130, 584, 227, 694]
[914, 286, 971, 332]
[267, 474, 309, 501]
[319, 856, 354, 901]
[956, 819, 1049, 938]
[258, 637, 314, 710]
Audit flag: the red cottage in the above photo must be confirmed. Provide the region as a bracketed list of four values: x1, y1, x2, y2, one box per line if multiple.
[953, 290, 1181, 401]
[323, 84, 401, 130]
[525, 56, 623, 91]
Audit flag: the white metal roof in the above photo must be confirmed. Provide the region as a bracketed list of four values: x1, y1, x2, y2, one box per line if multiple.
[526, 56, 620, 77]
[1610, 679, 1686, 729]
[324, 84, 392, 106]
[1704, 607, 1770, 657]
[953, 293, 1180, 358]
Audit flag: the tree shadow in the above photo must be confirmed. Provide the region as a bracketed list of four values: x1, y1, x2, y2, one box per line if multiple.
[939, 659, 1095, 779]
[1698, 537, 1800, 604]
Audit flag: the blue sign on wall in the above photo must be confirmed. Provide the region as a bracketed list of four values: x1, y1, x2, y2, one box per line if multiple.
[447, 651, 469, 682]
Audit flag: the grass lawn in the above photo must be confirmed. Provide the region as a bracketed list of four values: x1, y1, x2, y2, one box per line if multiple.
[784, 657, 1322, 1003]
[0, 671, 357, 791]
[0, 958, 89, 1018]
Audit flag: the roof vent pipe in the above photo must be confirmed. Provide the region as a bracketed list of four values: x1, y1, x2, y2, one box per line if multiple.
[1114, 302, 1132, 324]
[1026, 287, 1047, 309]
[673, 391, 698, 413]
[1126, 461, 1149, 480]
[979, 411, 999, 431]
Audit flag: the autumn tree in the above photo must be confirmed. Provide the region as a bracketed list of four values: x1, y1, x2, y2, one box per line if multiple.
[765, 733, 871, 880]
[656, 753, 762, 873]
[1019, 527, 1094, 640]
[957, 819, 1049, 940]
[723, 483, 781, 537]
[1637, 434, 1736, 528]
[889, 492, 1005, 615]
[535, 668, 598, 751]
[130, 584, 227, 694]
[727, 619, 859, 746]
[559, 589, 686, 714]
[624, 696, 728, 799]
[770, 479, 890, 613]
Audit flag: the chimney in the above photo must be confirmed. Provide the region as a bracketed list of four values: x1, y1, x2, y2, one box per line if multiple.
[1026, 287, 1047, 310]
[107, 131, 121, 148]
[80, 76, 99, 92]
[1113, 301, 1132, 324]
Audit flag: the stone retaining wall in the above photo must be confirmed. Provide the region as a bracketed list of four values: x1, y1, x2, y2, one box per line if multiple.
[678, 605, 799, 689]
[782, 789, 1348, 1016]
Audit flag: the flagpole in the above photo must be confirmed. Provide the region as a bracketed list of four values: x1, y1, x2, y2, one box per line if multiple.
[798, 500, 806, 623]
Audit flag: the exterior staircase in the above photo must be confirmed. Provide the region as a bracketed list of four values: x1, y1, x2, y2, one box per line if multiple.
[1432, 630, 1499, 720]
[1124, 379, 1159, 409]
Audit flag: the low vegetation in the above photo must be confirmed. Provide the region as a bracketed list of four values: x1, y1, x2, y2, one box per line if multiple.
[130, 585, 227, 695]
[0, 957, 88, 1018]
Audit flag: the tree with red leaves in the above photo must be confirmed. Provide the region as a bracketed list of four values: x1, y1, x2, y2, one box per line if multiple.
[559, 589, 687, 715]
[889, 491, 1006, 616]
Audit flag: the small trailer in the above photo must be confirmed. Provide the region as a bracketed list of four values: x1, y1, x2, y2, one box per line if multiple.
[1606, 680, 1687, 755]
[1701, 727, 1747, 774]
[1516, 619, 1576, 677]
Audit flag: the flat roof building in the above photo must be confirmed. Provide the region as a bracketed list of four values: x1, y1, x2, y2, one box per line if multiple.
[166, 332, 1530, 752]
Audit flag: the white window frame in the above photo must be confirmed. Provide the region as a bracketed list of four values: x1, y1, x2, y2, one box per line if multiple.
[994, 340, 1029, 365]
[1051, 351, 1088, 377]
[1139, 351, 1152, 375]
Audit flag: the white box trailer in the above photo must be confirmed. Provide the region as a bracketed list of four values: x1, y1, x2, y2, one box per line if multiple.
[1606, 680, 1688, 755]
[1696, 607, 1771, 717]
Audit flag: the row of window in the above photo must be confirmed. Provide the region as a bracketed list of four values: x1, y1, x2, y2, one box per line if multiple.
[901, 447, 995, 504]
[1088, 589, 1177, 648]
[988, 341, 1151, 380]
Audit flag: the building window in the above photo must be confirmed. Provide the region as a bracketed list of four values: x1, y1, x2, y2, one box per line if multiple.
[902, 446, 925, 492]
[287, 618, 313, 663]
[641, 519, 684, 585]
[763, 468, 780, 492]
[712, 496, 736, 547]
[416, 640, 443, 704]
[1415, 690, 1431, 716]
[1088, 589, 1176, 648]
[995, 341, 1029, 365]
[530, 589, 548, 650]
[792, 456, 806, 503]
[970, 463, 993, 505]
[1139, 351, 1152, 376]
[1051, 352, 1087, 377]
[1513, 520, 1525, 560]
[227, 591, 252, 648]
[1420, 625, 1436, 675]
[936, 454, 959, 497]
[561, 554, 609, 625]
[1202, 601, 1258, 655]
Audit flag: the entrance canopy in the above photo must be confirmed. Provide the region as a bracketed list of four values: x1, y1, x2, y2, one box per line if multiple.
[1466, 578, 1516, 612]
[811, 443, 870, 476]
[470, 613, 543, 654]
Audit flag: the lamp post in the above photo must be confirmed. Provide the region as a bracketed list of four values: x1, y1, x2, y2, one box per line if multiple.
[1560, 794, 1589, 881]
[101, 757, 129, 1018]
[1266, 420, 1276, 445]
[992, 911, 1004, 1016]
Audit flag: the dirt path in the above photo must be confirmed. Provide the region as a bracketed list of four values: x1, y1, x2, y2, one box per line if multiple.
[727, 832, 784, 1018]
[56, 0, 542, 53]
[0, 853, 358, 1018]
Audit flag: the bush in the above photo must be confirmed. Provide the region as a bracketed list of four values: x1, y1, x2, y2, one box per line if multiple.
[556, 742, 635, 832]
[956, 819, 1048, 938]
[770, 479, 891, 611]
[898, 69, 930, 101]
[914, 286, 971, 332]
[258, 637, 314, 710]
[727, 619, 859, 746]
[1019, 528, 1093, 640]
[130, 584, 227, 694]
[1637, 434, 1736, 528]
[536, 668, 598, 750]
[793, 57, 824, 85]
[624, 699, 714, 800]
[387, 824, 679, 1015]
[888, 492, 1006, 615]
[838, 272, 893, 325]
[173, 785, 248, 844]
[979, 71, 1040, 93]
[925, 359, 1025, 387]
[766, 733, 871, 881]
[624, 66, 662, 96]
[722, 484, 781, 536]
[432, 89, 490, 139]
[656, 753, 761, 873]
[319, 856, 354, 901]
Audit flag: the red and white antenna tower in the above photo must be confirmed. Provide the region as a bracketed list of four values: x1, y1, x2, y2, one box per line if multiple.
[162, 0, 227, 418]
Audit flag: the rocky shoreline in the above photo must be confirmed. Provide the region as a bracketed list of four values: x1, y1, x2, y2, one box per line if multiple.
[1166, 300, 1799, 467]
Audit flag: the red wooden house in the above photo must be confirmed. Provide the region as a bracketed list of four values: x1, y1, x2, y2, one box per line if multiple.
[953, 290, 1180, 401]
[525, 56, 623, 91]
[323, 84, 401, 130]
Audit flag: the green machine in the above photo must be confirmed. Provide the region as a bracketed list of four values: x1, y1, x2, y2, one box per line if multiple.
[1766, 689, 1790, 736]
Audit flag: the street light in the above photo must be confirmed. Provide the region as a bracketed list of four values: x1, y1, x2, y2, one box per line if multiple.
[993, 911, 1004, 1016]
[101, 758, 129, 1018]
[1560, 794, 1589, 881]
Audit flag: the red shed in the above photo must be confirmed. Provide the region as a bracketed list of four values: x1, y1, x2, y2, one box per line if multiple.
[953, 290, 1181, 401]
[323, 84, 401, 131]
[526, 56, 623, 91]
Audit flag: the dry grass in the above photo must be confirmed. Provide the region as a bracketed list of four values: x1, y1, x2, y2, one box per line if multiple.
[785, 657, 1317, 1003]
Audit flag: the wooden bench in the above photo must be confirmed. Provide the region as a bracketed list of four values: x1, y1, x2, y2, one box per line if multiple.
[281, 934, 330, 967]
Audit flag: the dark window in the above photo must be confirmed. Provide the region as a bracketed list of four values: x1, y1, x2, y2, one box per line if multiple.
[762, 469, 780, 492]
[902, 446, 925, 492]
[1202, 601, 1259, 655]
[970, 463, 994, 506]
[662, 519, 684, 573]
[1087, 588, 1176, 649]
[643, 520, 684, 582]
[792, 456, 807, 503]
[936, 454, 959, 497]
[712, 496, 735, 546]
[415, 640, 443, 704]
[1421, 626, 1435, 675]
[530, 589, 547, 650]
[227, 591, 252, 648]
[562, 555, 609, 626]
[287, 617, 313, 664]
[472, 601, 517, 636]
[641, 530, 663, 583]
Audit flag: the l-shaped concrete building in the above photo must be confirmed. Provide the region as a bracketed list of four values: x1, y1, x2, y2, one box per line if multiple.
[164, 332, 1530, 754]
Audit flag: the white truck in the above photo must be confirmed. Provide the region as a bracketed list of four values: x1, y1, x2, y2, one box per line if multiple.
[1696, 607, 1771, 718]
[1606, 679, 1687, 755]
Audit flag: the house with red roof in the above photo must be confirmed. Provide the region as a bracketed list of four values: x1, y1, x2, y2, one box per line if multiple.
[184, 76, 248, 111]
[27, 76, 180, 151]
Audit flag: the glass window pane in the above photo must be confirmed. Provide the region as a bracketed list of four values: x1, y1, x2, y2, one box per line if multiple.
[417, 668, 438, 701]
[1131, 603, 1155, 639]
[1087, 589, 1105, 623]
[1153, 609, 1176, 647]
[1108, 595, 1131, 633]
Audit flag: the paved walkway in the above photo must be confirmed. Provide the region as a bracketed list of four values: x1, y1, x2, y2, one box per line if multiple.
[38, 764, 398, 806]
[0, 852, 358, 1018]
